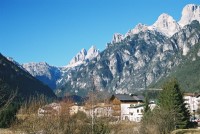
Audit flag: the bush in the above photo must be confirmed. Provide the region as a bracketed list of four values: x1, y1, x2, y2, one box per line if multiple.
[0, 103, 18, 128]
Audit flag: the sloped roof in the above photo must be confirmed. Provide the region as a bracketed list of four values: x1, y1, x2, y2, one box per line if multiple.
[129, 104, 145, 108]
[112, 94, 144, 102]
[184, 93, 200, 98]
[133, 95, 144, 101]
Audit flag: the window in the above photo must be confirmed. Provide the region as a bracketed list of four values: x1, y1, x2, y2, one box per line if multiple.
[130, 104, 135, 107]
[141, 109, 144, 113]
[137, 109, 139, 113]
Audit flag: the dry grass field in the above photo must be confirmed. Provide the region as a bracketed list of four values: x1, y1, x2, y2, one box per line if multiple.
[0, 129, 13, 134]
[171, 129, 200, 134]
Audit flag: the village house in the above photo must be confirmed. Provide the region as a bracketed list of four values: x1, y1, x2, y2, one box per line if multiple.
[184, 93, 200, 116]
[128, 101, 156, 122]
[69, 105, 85, 115]
[37, 94, 157, 122]
[128, 104, 144, 122]
[84, 103, 113, 117]
[110, 94, 144, 121]
[38, 103, 61, 117]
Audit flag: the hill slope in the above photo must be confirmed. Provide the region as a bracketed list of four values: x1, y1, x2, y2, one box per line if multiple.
[0, 53, 56, 101]
[153, 42, 200, 92]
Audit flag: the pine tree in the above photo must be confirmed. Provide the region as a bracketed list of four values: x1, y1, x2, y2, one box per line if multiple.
[144, 93, 150, 113]
[159, 79, 190, 129]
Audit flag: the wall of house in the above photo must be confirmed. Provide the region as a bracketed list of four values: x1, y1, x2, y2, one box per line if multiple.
[111, 98, 121, 117]
[70, 106, 79, 115]
[120, 102, 141, 120]
[85, 106, 112, 117]
[129, 107, 144, 122]
[121, 103, 131, 120]
[184, 95, 200, 113]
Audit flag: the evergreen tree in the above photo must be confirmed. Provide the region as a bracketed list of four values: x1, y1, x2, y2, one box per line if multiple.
[159, 79, 190, 129]
[0, 103, 18, 128]
[144, 93, 150, 113]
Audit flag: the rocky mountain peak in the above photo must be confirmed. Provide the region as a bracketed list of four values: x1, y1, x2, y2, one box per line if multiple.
[85, 45, 100, 60]
[67, 49, 87, 67]
[125, 23, 149, 38]
[179, 4, 200, 27]
[66, 46, 99, 68]
[80, 48, 87, 55]
[22, 62, 52, 77]
[111, 33, 124, 44]
[22, 62, 61, 89]
[152, 13, 181, 36]
[110, 4, 200, 44]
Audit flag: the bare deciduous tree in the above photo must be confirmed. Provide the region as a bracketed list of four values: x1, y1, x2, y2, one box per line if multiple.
[0, 88, 17, 113]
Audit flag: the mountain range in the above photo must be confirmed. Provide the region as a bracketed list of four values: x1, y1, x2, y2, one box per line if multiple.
[0, 53, 56, 101]
[6, 4, 200, 97]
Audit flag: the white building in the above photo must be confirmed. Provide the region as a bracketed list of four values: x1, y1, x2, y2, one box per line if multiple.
[110, 94, 157, 122]
[85, 103, 112, 117]
[128, 102, 156, 122]
[38, 103, 61, 117]
[184, 93, 200, 114]
[110, 94, 144, 121]
[70, 105, 85, 115]
[128, 104, 144, 122]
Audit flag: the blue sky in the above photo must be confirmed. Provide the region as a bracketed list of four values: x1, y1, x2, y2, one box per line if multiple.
[1, 0, 200, 66]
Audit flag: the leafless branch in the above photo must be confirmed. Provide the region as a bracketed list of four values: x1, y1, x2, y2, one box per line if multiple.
[0, 89, 17, 113]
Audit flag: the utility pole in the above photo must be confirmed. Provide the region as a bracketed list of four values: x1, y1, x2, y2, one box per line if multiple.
[144, 72, 147, 90]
